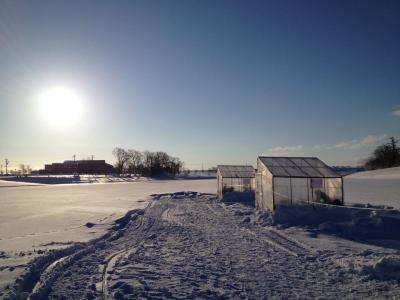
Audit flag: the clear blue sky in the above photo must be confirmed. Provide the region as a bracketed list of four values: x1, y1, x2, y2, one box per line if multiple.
[0, 0, 399, 170]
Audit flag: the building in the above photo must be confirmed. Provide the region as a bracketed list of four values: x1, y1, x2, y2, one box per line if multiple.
[44, 160, 114, 175]
[217, 165, 255, 198]
[256, 157, 343, 211]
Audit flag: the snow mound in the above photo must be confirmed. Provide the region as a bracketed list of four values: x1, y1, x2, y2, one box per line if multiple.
[254, 204, 400, 243]
[362, 255, 400, 280]
[150, 191, 215, 201]
[346, 166, 400, 180]
[344, 167, 400, 209]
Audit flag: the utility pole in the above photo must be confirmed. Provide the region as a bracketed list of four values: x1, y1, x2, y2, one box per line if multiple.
[1, 164, 2, 175]
[5, 159, 9, 175]
[91, 155, 94, 160]
[73, 154, 78, 174]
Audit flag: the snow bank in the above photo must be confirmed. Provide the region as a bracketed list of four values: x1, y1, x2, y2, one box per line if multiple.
[344, 167, 400, 209]
[0, 176, 80, 185]
[362, 255, 400, 280]
[346, 166, 400, 180]
[0, 175, 150, 185]
[150, 191, 208, 200]
[254, 204, 400, 243]
[0, 174, 215, 186]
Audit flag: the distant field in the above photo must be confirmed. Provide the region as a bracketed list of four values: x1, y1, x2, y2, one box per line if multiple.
[0, 174, 215, 185]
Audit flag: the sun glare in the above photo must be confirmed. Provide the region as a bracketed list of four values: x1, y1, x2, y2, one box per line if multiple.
[39, 87, 83, 127]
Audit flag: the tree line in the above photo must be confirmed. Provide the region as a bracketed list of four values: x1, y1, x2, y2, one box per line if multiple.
[365, 137, 400, 170]
[112, 147, 184, 177]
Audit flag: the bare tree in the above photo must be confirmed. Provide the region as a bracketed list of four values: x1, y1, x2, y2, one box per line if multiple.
[113, 148, 184, 177]
[26, 165, 32, 175]
[18, 164, 31, 176]
[142, 151, 155, 176]
[19, 164, 26, 176]
[112, 147, 129, 175]
[126, 149, 143, 175]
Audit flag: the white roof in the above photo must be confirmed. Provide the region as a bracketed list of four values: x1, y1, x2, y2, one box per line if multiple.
[217, 165, 255, 178]
[258, 157, 340, 178]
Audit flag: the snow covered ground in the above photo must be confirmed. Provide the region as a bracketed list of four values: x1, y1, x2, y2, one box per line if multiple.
[0, 179, 215, 293]
[344, 166, 400, 209]
[1, 167, 399, 298]
[0, 174, 215, 185]
[5, 193, 400, 299]
[0, 175, 157, 185]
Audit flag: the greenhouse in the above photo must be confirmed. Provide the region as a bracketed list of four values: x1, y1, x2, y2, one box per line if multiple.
[256, 157, 343, 211]
[217, 165, 255, 198]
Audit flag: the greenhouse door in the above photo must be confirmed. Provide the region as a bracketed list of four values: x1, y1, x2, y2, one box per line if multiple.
[310, 178, 324, 202]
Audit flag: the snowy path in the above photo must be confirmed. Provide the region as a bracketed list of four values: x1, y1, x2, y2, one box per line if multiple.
[0, 179, 215, 293]
[15, 193, 400, 299]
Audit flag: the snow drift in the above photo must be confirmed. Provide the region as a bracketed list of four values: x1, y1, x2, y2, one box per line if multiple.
[344, 166, 400, 209]
[254, 203, 400, 246]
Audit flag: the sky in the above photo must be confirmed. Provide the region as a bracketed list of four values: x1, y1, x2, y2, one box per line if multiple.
[0, 0, 399, 170]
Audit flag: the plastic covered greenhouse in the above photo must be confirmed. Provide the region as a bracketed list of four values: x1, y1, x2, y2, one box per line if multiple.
[256, 157, 343, 211]
[217, 165, 255, 198]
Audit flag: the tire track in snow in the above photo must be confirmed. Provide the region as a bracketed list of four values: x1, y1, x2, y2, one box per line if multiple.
[247, 227, 311, 257]
[101, 214, 158, 299]
[28, 255, 70, 299]
[207, 201, 310, 257]
[102, 249, 126, 299]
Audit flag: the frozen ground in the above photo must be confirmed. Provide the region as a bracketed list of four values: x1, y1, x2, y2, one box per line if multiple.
[5, 193, 400, 299]
[344, 166, 400, 209]
[0, 179, 215, 292]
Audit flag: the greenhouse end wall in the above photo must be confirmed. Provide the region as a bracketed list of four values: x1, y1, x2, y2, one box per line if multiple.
[256, 161, 274, 211]
[217, 175, 255, 198]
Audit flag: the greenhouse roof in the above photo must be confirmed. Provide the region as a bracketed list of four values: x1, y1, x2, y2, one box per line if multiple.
[217, 165, 255, 178]
[258, 157, 341, 178]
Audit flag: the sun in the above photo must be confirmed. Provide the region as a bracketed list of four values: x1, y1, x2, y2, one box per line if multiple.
[39, 86, 83, 127]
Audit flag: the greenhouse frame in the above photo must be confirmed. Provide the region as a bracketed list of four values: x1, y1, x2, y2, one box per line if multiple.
[217, 165, 255, 198]
[256, 157, 343, 211]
